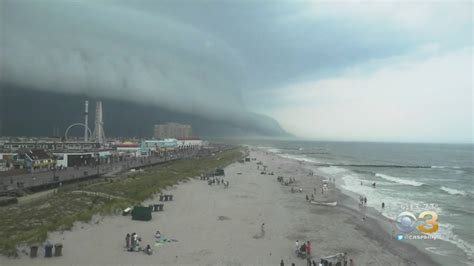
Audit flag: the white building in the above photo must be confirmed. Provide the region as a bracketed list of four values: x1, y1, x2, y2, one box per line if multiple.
[176, 138, 206, 148]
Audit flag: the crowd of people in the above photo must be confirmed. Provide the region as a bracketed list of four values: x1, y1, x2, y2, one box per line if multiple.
[125, 232, 152, 255]
[359, 195, 367, 206]
[295, 240, 312, 257]
[206, 177, 229, 188]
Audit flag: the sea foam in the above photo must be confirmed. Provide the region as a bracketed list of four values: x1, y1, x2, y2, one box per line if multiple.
[440, 186, 467, 196]
[375, 173, 424, 187]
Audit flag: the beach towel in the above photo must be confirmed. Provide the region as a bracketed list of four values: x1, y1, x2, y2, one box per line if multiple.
[155, 237, 178, 244]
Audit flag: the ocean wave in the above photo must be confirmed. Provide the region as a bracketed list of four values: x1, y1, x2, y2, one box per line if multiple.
[431, 165, 465, 171]
[440, 186, 467, 196]
[425, 246, 452, 257]
[319, 166, 347, 175]
[267, 148, 281, 154]
[435, 223, 474, 261]
[375, 173, 424, 186]
[277, 153, 319, 163]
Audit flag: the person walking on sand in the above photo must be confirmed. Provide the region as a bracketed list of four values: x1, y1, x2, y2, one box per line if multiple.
[295, 240, 300, 254]
[280, 259, 285, 266]
[306, 194, 309, 201]
[364, 197, 367, 206]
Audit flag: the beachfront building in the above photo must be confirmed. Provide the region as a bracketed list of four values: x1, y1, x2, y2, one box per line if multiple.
[54, 152, 96, 168]
[17, 149, 55, 171]
[153, 123, 193, 139]
[0, 140, 101, 152]
[115, 142, 142, 157]
[0, 153, 15, 171]
[176, 138, 206, 149]
[141, 139, 178, 153]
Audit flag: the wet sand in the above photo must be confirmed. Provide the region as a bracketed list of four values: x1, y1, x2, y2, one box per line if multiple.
[1, 148, 438, 265]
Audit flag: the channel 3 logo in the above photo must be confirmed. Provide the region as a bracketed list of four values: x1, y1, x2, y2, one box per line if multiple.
[395, 211, 439, 234]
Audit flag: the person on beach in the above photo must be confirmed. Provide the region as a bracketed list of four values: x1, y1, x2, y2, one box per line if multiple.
[300, 242, 307, 255]
[306, 194, 309, 201]
[306, 241, 311, 256]
[154, 230, 161, 240]
[295, 240, 300, 253]
[364, 197, 367, 205]
[145, 244, 152, 255]
[125, 233, 130, 249]
[130, 233, 136, 250]
[280, 259, 285, 266]
[382, 202, 385, 208]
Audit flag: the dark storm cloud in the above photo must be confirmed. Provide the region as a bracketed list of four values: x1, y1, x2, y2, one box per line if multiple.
[1, 0, 471, 142]
[1, 0, 250, 124]
[1, 0, 441, 117]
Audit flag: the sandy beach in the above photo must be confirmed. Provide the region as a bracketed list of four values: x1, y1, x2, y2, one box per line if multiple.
[1, 147, 438, 265]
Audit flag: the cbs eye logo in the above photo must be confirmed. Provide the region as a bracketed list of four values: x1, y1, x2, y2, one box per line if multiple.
[395, 211, 439, 234]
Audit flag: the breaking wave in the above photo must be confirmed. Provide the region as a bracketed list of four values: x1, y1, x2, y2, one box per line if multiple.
[375, 173, 424, 187]
[440, 186, 467, 196]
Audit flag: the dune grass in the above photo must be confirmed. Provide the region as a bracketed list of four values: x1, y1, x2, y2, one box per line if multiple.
[0, 147, 243, 257]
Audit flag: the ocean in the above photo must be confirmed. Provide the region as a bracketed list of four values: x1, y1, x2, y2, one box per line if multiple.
[245, 140, 473, 265]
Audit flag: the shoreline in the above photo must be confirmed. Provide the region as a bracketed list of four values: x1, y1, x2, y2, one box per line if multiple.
[265, 147, 440, 265]
[335, 188, 440, 265]
[0, 147, 440, 265]
[293, 151, 469, 266]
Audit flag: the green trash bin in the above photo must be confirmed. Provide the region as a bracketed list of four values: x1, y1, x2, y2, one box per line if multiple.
[54, 243, 63, 256]
[131, 206, 152, 221]
[30, 246, 38, 258]
[44, 244, 53, 258]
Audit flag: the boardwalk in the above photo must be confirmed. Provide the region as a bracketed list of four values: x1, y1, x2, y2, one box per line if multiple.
[0, 149, 208, 194]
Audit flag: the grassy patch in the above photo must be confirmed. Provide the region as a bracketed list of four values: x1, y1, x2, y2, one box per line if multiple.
[0, 147, 242, 257]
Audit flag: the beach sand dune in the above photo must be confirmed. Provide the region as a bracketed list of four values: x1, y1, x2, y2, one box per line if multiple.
[1, 148, 436, 265]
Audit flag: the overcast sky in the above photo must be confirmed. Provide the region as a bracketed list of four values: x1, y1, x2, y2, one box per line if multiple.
[1, 0, 472, 143]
